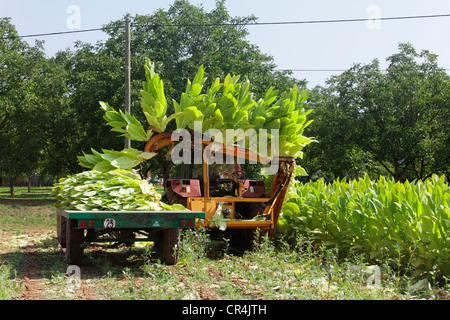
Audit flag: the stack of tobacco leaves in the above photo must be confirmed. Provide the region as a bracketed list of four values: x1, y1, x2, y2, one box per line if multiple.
[52, 169, 184, 212]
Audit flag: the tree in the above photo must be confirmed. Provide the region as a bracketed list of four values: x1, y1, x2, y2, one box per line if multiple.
[44, 43, 127, 176]
[304, 43, 450, 181]
[101, 0, 304, 117]
[37, 53, 75, 178]
[0, 18, 52, 195]
[63, 0, 304, 180]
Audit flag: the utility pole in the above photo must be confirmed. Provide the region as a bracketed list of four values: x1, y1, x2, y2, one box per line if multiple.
[124, 16, 131, 149]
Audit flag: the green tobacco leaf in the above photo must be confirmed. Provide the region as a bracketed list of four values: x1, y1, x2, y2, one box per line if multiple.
[97, 59, 314, 163]
[126, 123, 148, 141]
[52, 169, 181, 212]
[99, 101, 147, 141]
[190, 83, 202, 96]
[111, 156, 140, 170]
[93, 161, 116, 173]
[280, 174, 450, 276]
[78, 148, 148, 172]
[138, 152, 157, 160]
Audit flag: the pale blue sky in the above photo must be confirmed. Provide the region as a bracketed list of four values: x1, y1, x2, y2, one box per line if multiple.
[1, 0, 450, 87]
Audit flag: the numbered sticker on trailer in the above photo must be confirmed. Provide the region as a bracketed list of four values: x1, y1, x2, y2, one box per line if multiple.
[103, 218, 116, 228]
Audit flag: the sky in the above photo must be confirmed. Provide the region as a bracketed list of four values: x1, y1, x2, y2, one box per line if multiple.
[1, 0, 450, 88]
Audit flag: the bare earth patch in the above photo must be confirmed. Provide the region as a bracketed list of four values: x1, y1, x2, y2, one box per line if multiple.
[0, 228, 99, 300]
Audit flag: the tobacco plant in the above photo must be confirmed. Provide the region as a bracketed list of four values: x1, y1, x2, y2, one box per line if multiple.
[78, 58, 314, 172]
[278, 174, 450, 278]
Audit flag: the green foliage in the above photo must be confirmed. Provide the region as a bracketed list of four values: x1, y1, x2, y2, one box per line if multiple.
[278, 174, 450, 278]
[52, 169, 183, 211]
[140, 59, 171, 132]
[304, 43, 450, 181]
[79, 58, 313, 173]
[78, 147, 156, 172]
[49, 42, 129, 175]
[100, 101, 149, 142]
[0, 262, 22, 299]
[141, 59, 207, 133]
[0, 18, 63, 192]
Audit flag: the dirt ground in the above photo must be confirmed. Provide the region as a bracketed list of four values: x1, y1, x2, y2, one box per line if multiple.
[2, 224, 448, 301]
[0, 228, 100, 300]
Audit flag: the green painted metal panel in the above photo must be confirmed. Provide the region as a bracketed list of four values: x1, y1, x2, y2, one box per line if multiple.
[58, 209, 204, 229]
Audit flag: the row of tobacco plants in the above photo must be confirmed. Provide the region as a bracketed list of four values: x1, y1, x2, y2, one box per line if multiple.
[277, 174, 450, 282]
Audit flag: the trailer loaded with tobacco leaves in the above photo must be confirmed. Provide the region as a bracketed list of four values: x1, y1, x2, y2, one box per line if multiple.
[53, 58, 313, 266]
[54, 169, 204, 265]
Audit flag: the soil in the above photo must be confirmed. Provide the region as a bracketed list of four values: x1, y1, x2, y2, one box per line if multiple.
[0, 228, 98, 300]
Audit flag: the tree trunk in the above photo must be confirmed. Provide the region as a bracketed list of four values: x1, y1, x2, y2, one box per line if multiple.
[156, 151, 174, 191]
[10, 181, 15, 197]
[160, 161, 173, 191]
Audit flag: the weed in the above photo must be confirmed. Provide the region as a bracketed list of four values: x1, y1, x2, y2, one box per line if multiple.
[179, 227, 210, 261]
[0, 256, 23, 299]
[0, 186, 447, 300]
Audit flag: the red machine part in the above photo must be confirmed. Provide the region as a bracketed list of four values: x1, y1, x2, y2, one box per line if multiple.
[242, 181, 266, 198]
[169, 179, 202, 198]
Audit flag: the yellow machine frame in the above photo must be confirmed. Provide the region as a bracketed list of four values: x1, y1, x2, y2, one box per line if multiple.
[144, 132, 295, 237]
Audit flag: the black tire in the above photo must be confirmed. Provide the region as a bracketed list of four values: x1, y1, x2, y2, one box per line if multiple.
[57, 213, 67, 248]
[229, 228, 269, 252]
[66, 219, 84, 265]
[229, 202, 268, 251]
[161, 228, 180, 265]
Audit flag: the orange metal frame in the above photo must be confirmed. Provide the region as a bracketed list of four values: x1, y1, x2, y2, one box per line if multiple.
[144, 132, 295, 236]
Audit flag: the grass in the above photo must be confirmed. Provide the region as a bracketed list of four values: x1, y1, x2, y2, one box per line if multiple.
[0, 203, 55, 230]
[0, 186, 55, 203]
[0, 249, 23, 299]
[0, 185, 448, 301]
[92, 229, 423, 300]
[0, 186, 56, 230]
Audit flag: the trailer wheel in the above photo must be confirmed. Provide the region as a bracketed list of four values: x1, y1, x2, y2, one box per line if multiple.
[57, 213, 67, 248]
[161, 228, 180, 265]
[161, 187, 184, 265]
[66, 219, 84, 265]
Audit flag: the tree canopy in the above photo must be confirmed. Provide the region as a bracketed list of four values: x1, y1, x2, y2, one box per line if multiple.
[1, 1, 449, 191]
[0, 1, 303, 190]
[0, 18, 66, 194]
[303, 43, 450, 181]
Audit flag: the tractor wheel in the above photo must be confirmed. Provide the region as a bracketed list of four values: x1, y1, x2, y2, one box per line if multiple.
[57, 213, 67, 248]
[66, 219, 84, 265]
[229, 228, 269, 252]
[230, 201, 269, 251]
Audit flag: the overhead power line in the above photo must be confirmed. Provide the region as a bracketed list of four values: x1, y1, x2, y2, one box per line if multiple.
[276, 68, 450, 72]
[1, 26, 120, 40]
[2, 13, 450, 40]
[276, 69, 349, 72]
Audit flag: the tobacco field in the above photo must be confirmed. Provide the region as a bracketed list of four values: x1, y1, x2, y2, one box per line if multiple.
[0, 184, 449, 301]
[278, 174, 450, 280]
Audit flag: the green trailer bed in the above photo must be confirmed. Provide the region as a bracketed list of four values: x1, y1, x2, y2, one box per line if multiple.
[56, 209, 205, 265]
